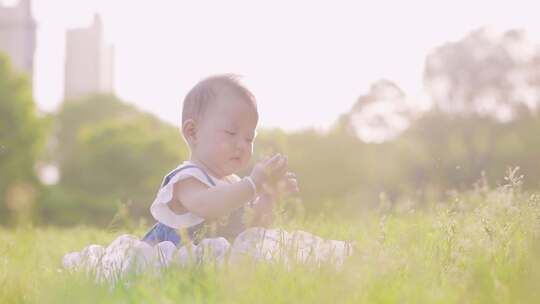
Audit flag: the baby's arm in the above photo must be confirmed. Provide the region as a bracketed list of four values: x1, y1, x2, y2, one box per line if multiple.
[170, 154, 287, 220]
[171, 177, 255, 220]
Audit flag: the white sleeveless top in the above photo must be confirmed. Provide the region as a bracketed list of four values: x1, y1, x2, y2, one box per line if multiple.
[149, 161, 241, 229]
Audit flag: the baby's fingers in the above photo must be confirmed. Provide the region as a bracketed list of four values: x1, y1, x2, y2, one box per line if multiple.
[265, 154, 288, 179]
[273, 156, 288, 178]
[277, 175, 299, 195]
[259, 154, 280, 177]
[264, 153, 282, 166]
[286, 178, 299, 194]
[285, 172, 296, 179]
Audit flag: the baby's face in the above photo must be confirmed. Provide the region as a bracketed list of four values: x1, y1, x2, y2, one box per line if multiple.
[193, 92, 258, 178]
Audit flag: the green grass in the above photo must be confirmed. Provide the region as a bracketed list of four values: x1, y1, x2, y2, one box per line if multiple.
[1, 183, 540, 303]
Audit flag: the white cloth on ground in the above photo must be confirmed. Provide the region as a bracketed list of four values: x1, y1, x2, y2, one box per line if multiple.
[63, 227, 353, 283]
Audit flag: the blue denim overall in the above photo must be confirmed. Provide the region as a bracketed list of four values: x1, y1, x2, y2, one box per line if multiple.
[141, 165, 246, 246]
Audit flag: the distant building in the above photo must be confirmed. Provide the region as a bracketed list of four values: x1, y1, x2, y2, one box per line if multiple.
[0, 0, 37, 79]
[64, 14, 114, 99]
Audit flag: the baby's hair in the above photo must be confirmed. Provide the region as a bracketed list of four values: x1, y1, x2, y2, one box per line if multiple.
[182, 74, 258, 125]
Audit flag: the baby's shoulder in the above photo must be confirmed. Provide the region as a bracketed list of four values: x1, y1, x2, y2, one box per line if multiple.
[165, 163, 214, 186]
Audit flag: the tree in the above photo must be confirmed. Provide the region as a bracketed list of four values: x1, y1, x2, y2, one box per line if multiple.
[340, 79, 413, 143]
[424, 28, 540, 119]
[0, 53, 45, 224]
[44, 94, 189, 225]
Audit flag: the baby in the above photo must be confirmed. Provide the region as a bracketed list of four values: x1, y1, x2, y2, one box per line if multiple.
[141, 74, 298, 246]
[63, 75, 351, 281]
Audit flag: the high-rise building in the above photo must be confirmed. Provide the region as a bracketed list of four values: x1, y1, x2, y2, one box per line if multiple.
[0, 0, 37, 79]
[64, 13, 114, 99]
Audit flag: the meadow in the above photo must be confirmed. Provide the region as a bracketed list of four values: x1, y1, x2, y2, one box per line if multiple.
[1, 171, 539, 304]
[3, 15, 540, 304]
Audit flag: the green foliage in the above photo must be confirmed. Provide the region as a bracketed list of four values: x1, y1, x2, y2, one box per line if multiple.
[3, 26, 539, 227]
[45, 94, 189, 225]
[249, 107, 540, 218]
[0, 52, 45, 225]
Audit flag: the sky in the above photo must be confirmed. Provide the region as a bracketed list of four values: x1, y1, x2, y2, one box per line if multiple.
[14, 0, 540, 131]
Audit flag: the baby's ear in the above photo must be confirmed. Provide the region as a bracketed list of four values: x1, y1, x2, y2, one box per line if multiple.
[182, 119, 197, 145]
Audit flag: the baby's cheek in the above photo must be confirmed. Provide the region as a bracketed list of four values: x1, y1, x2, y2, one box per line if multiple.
[247, 142, 254, 156]
[242, 153, 252, 167]
[217, 140, 232, 152]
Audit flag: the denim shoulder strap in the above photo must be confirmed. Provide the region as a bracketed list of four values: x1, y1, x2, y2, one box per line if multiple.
[161, 164, 216, 188]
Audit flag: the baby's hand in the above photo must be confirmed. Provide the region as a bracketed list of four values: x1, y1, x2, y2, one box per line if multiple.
[250, 154, 288, 193]
[263, 171, 299, 200]
[276, 171, 299, 197]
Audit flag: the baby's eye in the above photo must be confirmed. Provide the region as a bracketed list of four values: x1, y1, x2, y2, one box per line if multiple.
[225, 130, 236, 136]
